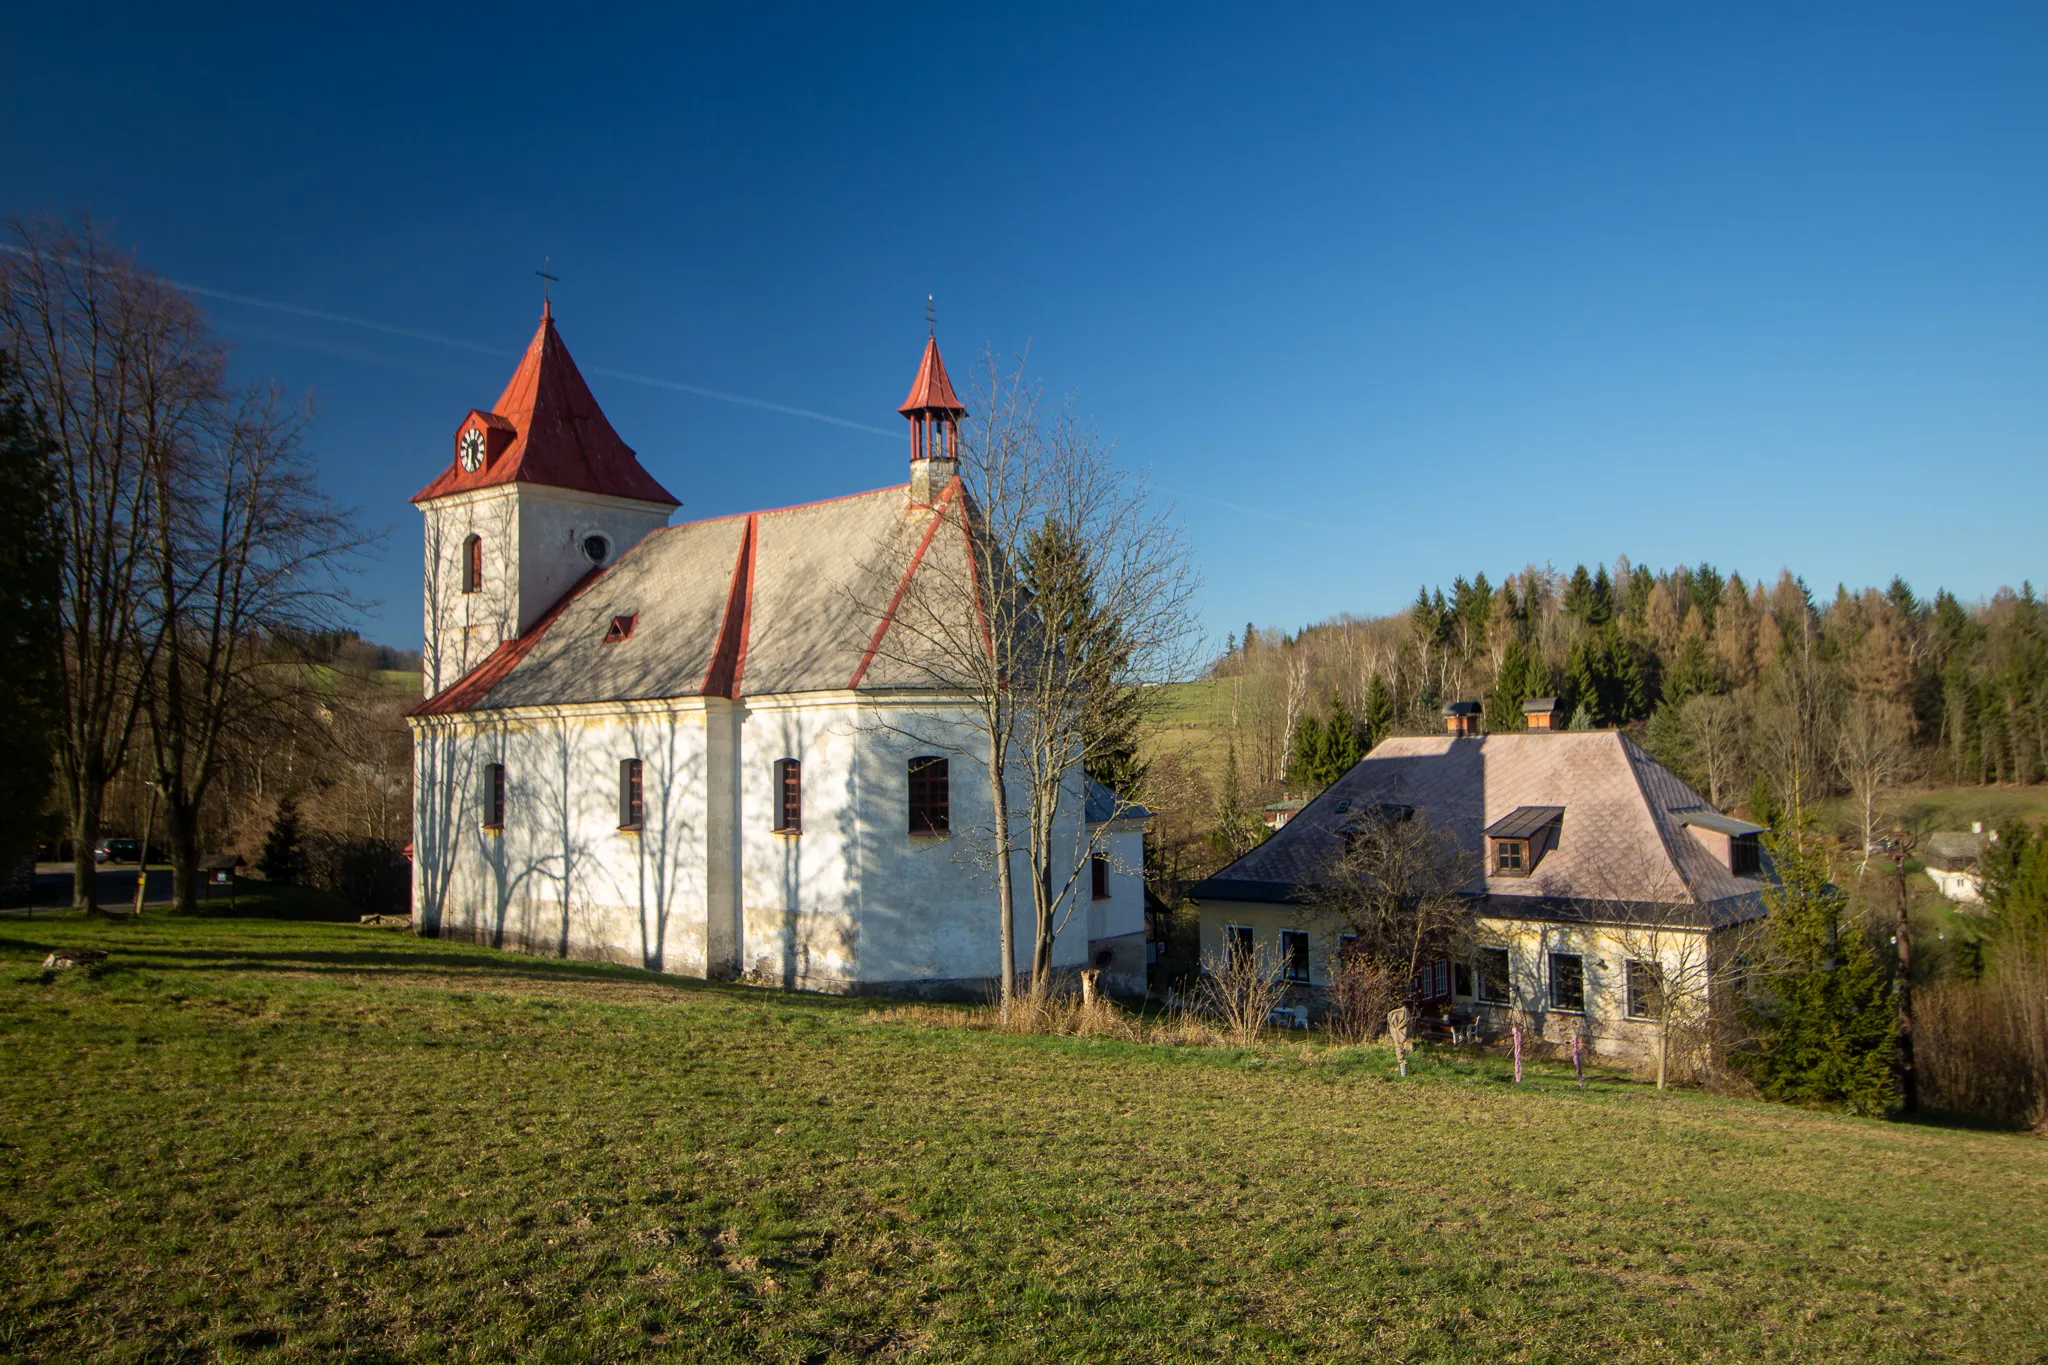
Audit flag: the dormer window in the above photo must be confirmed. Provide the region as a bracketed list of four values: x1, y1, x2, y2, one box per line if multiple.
[1483, 806, 1564, 878]
[1677, 811, 1767, 875]
[604, 613, 637, 644]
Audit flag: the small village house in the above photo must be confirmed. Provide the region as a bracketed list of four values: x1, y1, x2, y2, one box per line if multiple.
[1192, 711, 1774, 1065]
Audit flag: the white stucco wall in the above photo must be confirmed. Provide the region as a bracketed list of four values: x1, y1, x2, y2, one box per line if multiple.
[412, 691, 1098, 994]
[419, 484, 671, 695]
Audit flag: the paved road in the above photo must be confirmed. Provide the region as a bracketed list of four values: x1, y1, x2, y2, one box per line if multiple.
[15, 862, 180, 913]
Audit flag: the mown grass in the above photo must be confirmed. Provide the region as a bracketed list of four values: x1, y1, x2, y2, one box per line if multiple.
[1, 918, 2044, 1362]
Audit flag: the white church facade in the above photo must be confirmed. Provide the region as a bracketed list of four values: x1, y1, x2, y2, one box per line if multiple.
[406, 307, 1147, 995]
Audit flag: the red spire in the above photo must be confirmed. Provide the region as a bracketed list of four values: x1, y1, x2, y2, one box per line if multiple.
[413, 311, 679, 506]
[898, 335, 967, 417]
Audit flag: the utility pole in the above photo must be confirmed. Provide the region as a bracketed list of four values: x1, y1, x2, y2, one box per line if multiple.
[132, 780, 158, 918]
[1893, 846, 1918, 1114]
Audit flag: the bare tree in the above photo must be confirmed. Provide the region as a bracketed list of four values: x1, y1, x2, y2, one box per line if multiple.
[1302, 809, 1478, 988]
[1677, 692, 1745, 807]
[142, 383, 369, 909]
[1, 215, 200, 909]
[1834, 696, 1911, 874]
[852, 348, 1198, 1010]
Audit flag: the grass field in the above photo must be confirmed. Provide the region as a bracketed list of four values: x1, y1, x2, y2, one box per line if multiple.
[3, 918, 2045, 1362]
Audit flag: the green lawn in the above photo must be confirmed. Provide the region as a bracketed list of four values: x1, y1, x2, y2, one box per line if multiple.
[2, 919, 2044, 1362]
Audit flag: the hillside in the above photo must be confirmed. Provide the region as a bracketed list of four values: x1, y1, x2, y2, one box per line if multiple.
[2, 917, 2043, 1361]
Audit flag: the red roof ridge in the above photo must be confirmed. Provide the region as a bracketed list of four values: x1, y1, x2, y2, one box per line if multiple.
[848, 478, 963, 690]
[703, 514, 759, 698]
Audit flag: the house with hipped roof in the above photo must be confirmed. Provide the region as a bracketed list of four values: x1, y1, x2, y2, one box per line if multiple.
[406, 308, 1147, 994]
[1192, 723, 1774, 1061]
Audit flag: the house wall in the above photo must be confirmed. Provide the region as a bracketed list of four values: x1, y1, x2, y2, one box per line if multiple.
[1086, 823, 1148, 996]
[1195, 897, 1710, 1063]
[412, 692, 1096, 994]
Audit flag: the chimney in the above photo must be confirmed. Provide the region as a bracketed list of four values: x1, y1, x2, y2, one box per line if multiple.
[1443, 700, 1481, 738]
[1522, 696, 1559, 731]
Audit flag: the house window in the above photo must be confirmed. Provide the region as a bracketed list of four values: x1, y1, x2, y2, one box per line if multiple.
[463, 535, 482, 594]
[1626, 959, 1664, 1020]
[1494, 839, 1526, 874]
[482, 762, 506, 829]
[1280, 929, 1310, 983]
[1337, 932, 1359, 960]
[908, 755, 949, 834]
[1549, 953, 1585, 1013]
[1091, 854, 1110, 900]
[1476, 947, 1511, 1004]
[604, 613, 637, 643]
[1731, 834, 1761, 876]
[1453, 961, 1474, 997]
[618, 759, 643, 830]
[1224, 924, 1254, 964]
[774, 758, 802, 834]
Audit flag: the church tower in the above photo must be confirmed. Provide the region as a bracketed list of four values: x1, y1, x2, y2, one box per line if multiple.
[413, 305, 680, 696]
[900, 328, 967, 507]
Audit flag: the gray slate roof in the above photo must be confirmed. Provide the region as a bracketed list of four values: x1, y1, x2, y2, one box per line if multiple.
[418, 481, 989, 714]
[1193, 731, 1770, 929]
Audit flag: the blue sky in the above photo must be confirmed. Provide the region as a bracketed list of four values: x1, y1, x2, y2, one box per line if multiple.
[5, 3, 2044, 648]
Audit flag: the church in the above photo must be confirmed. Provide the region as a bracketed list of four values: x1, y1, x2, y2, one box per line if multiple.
[405, 307, 1148, 995]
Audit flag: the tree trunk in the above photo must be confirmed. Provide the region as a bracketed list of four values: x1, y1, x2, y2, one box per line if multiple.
[68, 770, 102, 912]
[1894, 854, 1917, 1113]
[165, 793, 202, 913]
[987, 750, 1015, 1017]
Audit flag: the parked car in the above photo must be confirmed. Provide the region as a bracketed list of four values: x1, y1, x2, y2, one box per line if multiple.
[96, 839, 141, 864]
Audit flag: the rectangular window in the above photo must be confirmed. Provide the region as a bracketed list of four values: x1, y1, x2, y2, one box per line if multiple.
[483, 762, 506, 829]
[908, 756, 949, 834]
[1626, 959, 1664, 1020]
[1549, 952, 1586, 1013]
[1280, 929, 1310, 983]
[1225, 924, 1254, 964]
[773, 758, 802, 833]
[1091, 854, 1110, 900]
[1337, 932, 1358, 960]
[1731, 834, 1761, 875]
[1433, 960, 1450, 999]
[1495, 839, 1525, 874]
[618, 758, 643, 830]
[1453, 960, 1474, 997]
[1477, 947, 1511, 1004]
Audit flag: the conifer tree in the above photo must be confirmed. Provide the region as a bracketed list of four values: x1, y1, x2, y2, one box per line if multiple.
[0, 351, 62, 880]
[1742, 823, 1897, 1115]
[1487, 637, 1533, 731]
[1284, 713, 1326, 789]
[1326, 694, 1364, 776]
[258, 796, 310, 885]
[1363, 672, 1395, 751]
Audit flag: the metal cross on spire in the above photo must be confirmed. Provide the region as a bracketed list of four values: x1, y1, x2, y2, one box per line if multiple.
[536, 256, 560, 307]
[925, 293, 935, 336]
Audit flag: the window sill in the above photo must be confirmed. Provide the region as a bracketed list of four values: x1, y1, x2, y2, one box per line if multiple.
[908, 830, 951, 839]
[773, 827, 801, 838]
[618, 824, 642, 834]
[480, 824, 503, 836]
[1547, 1006, 1586, 1016]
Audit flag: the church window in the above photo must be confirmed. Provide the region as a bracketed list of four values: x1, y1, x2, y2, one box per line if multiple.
[463, 535, 482, 594]
[604, 613, 637, 643]
[1091, 854, 1110, 900]
[618, 758, 643, 830]
[583, 534, 611, 565]
[483, 762, 506, 829]
[908, 756, 949, 834]
[774, 759, 802, 834]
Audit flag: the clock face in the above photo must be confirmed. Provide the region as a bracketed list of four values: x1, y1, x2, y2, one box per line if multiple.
[458, 428, 486, 472]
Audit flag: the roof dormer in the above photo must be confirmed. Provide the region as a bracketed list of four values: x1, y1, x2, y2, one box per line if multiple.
[1678, 811, 1766, 876]
[1484, 805, 1564, 877]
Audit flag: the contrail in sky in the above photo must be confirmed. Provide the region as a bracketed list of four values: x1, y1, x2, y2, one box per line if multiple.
[0, 244, 898, 439]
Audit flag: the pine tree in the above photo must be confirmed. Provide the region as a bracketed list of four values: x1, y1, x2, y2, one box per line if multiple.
[1285, 713, 1326, 789]
[0, 351, 62, 879]
[1743, 824, 1898, 1115]
[1363, 672, 1395, 751]
[1487, 638, 1533, 731]
[1326, 695, 1364, 776]
[259, 797, 310, 885]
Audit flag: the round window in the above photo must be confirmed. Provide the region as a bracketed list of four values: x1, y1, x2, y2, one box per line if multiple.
[582, 534, 611, 565]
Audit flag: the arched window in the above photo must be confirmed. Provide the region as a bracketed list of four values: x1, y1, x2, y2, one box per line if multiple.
[908, 756, 949, 834]
[463, 534, 482, 594]
[773, 759, 802, 833]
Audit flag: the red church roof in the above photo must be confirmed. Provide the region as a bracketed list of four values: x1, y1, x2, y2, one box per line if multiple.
[412, 307, 680, 507]
[898, 335, 967, 416]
